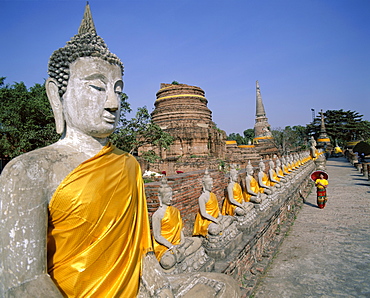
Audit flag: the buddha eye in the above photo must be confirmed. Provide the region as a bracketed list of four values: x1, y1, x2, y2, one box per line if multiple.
[89, 85, 105, 92]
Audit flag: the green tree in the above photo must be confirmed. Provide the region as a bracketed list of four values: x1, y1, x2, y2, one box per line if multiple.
[243, 129, 254, 144]
[306, 109, 370, 146]
[0, 78, 59, 158]
[271, 125, 307, 155]
[227, 132, 246, 145]
[110, 103, 174, 158]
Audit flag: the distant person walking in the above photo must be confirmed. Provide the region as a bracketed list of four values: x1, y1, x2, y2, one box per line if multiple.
[311, 171, 329, 209]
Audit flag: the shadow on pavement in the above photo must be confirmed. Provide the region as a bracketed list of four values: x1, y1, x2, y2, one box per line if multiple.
[303, 201, 319, 208]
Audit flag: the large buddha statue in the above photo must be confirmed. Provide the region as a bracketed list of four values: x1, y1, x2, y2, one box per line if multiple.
[193, 170, 233, 237]
[152, 177, 211, 273]
[0, 4, 240, 297]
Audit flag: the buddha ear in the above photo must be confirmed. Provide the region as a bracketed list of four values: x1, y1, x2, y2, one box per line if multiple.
[46, 78, 65, 134]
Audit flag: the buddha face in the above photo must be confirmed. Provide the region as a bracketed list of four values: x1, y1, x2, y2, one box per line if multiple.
[62, 57, 123, 138]
[203, 178, 213, 192]
[230, 170, 238, 182]
[160, 189, 173, 206]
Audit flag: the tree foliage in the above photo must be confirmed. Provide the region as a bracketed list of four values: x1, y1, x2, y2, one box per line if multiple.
[227, 129, 254, 145]
[306, 109, 370, 146]
[271, 125, 307, 155]
[109, 101, 174, 158]
[0, 77, 59, 158]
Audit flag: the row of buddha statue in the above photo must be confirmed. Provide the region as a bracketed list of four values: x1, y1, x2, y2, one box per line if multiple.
[151, 151, 315, 273]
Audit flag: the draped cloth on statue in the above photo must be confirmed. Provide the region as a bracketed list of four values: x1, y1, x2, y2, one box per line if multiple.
[278, 168, 285, 177]
[47, 143, 152, 298]
[270, 170, 280, 186]
[222, 183, 243, 216]
[153, 206, 183, 261]
[193, 192, 220, 236]
[259, 172, 270, 193]
[243, 177, 260, 202]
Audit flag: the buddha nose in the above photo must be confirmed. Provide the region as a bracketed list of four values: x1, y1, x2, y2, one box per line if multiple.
[105, 88, 119, 111]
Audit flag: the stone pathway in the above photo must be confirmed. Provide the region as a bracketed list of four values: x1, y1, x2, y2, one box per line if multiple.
[252, 157, 370, 298]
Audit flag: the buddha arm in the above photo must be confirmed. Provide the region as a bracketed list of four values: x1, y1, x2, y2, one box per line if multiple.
[245, 177, 258, 196]
[0, 159, 62, 297]
[227, 183, 243, 208]
[258, 172, 270, 189]
[198, 193, 219, 223]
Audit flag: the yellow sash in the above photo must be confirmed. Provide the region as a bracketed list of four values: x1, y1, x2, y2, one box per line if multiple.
[47, 143, 152, 298]
[243, 177, 260, 202]
[153, 206, 183, 260]
[222, 183, 243, 216]
[193, 192, 220, 236]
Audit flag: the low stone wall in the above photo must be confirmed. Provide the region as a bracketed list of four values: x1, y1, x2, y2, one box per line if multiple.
[145, 159, 315, 296]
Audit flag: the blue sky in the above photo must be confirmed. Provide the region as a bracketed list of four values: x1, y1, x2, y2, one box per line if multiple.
[1, 0, 369, 135]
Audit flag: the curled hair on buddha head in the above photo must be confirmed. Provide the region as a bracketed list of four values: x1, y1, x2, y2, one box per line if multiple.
[48, 3, 124, 97]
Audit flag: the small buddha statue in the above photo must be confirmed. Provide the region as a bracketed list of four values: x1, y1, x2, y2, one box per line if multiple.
[268, 159, 281, 188]
[244, 161, 271, 213]
[152, 177, 204, 271]
[222, 166, 254, 217]
[274, 157, 287, 183]
[309, 136, 317, 159]
[281, 156, 290, 175]
[257, 159, 273, 195]
[244, 160, 262, 203]
[193, 170, 234, 237]
[194, 170, 241, 259]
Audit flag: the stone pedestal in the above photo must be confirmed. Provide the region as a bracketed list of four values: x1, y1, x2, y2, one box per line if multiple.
[203, 222, 243, 260]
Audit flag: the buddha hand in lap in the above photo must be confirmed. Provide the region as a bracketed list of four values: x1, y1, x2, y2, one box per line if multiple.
[193, 170, 234, 237]
[152, 178, 204, 271]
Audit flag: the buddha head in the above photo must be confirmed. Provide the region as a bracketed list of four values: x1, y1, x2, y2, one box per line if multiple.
[259, 159, 265, 171]
[46, 4, 124, 137]
[269, 159, 275, 170]
[246, 160, 254, 176]
[202, 169, 213, 192]
[158, 177, 173, 207]
[276, 158, 281, 168]
[229, 165, 238, 182]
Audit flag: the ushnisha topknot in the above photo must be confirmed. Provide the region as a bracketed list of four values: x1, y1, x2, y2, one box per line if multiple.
[48, 3, 123, 96]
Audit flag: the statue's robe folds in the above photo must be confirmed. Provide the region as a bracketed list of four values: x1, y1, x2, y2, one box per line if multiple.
[47, 143, 152, 298]
[259, 172, 271, 193]
[222, 183, 243, 216]
[193, 192, 220, 236]
[278, 168, 285, 177]
[243, 176, 260, 202]
[270, 170, 280, 186]
[153, 206, 183, 261]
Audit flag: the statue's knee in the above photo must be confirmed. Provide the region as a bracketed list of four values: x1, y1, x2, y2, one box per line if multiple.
[208, 223, 222, 235]
[160, 252, 176, 269]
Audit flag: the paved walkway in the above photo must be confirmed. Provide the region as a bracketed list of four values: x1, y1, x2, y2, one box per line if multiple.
[252, 157, 370, 298]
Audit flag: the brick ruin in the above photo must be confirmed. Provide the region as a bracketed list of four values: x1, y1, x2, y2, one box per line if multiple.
[139, 82, 278, 174]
